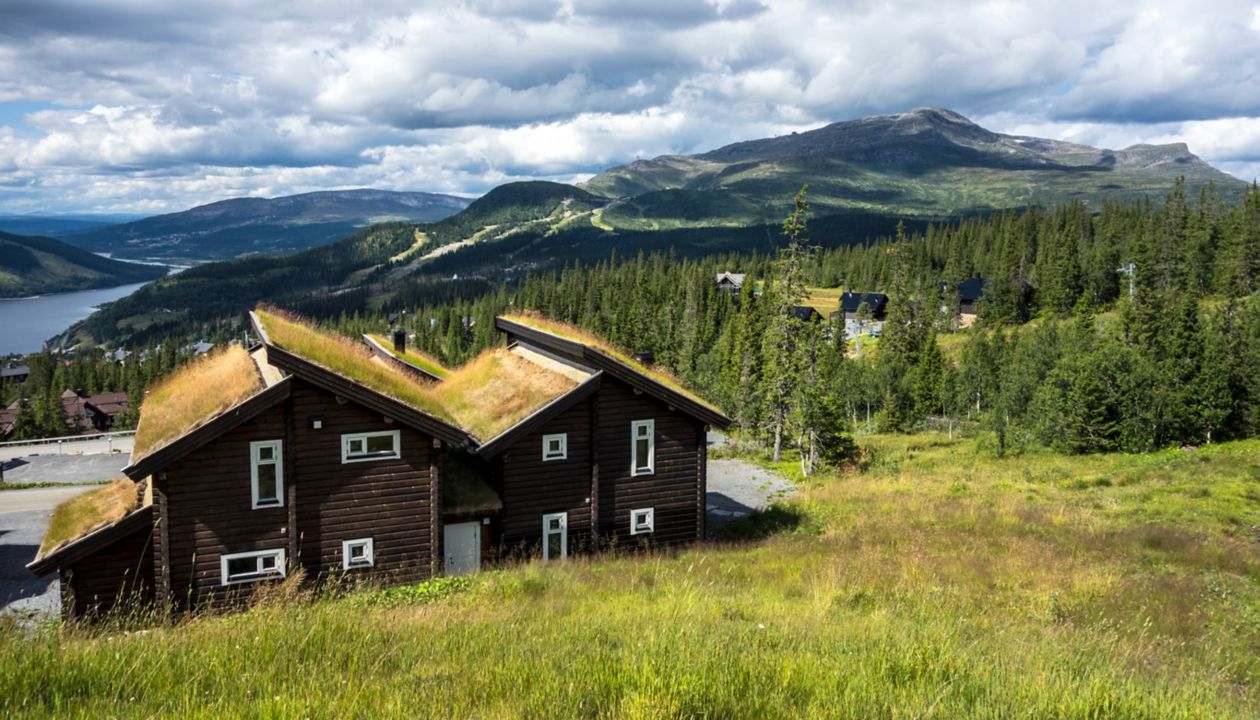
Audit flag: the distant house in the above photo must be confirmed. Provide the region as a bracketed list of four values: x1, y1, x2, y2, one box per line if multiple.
[941, 278, 987, 328]
[790, 305, 823, 323]
[715, 271, 747, 293]
[838, 292, 889, 338]
[0, 389, 128, 438]
[0, 364, 29, 384]
[62, 390, 129, 435]
[29, 310, 730, 620]
[191, 341, 215, 356]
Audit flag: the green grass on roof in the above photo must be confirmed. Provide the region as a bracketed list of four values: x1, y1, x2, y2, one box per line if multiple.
[38, 478, 140, 559]
[256, 309, 455, 424]
[133, 346, 264, 460]
[501, 311, 723, 414]
[365, 333, 450, 379]
[258, 309, 578, 441]
[432, 348, 576, 440]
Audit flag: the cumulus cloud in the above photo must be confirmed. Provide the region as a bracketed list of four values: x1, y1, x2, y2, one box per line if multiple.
[0, 0, 1258, 214]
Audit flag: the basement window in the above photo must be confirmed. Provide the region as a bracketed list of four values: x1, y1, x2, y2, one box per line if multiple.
[250, 440, 284, 509]
[630, 419, 655, 476]
[630, 508, 655, 535]
[342, 538, 375, 570]
[342, 430, 401, 463]
[542, 433, 568, 461]
[221, 549, 286, 585]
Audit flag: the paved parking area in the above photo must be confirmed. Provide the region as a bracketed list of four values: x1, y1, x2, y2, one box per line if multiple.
[0, 486, 95, 617]
[2, 453, 130, 486]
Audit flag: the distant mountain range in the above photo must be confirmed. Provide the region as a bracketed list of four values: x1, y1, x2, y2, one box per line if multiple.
[583, 107, 1247, 227]
[57, 189, 471, 261]
[60, 108, 1254, 347]
[0, 231, 166, 298]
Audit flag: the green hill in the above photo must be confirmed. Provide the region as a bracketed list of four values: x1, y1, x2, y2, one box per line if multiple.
[70, 182, 614, 345]
[4, 433, 1257, 717]
[583, 108, 1249, 227]
[0, 231, 166, 298]
[64, 189, 470, 261]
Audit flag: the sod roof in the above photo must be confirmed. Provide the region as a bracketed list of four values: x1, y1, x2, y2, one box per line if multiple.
[364, 333, 450, 379]
[499, 311, 722, 414]
[254, 308, 581, 442]
[132, 345, 265, 461]
[36, 478, 143, 560]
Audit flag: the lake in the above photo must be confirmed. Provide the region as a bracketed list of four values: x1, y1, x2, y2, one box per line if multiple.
[0, 281, 154, 355]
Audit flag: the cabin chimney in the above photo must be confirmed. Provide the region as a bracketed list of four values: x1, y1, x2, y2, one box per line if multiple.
[393, 329, 406, 354]
[634, 351, 654, 365]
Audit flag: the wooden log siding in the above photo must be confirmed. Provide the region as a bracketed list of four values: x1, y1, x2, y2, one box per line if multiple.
[289, 379, 434, 585]
[161, 401, 290, 610]
[499, 398, 594, 551]
[597, 378, 701, 545]
[61, 522, 155, 619]
[159, 380, 439, 610]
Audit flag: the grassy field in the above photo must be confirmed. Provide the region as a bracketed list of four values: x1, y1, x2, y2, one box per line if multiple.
[2, 434, 1258, 718]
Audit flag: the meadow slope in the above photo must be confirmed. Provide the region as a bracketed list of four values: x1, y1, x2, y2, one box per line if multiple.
[2, 434, 1258, 718]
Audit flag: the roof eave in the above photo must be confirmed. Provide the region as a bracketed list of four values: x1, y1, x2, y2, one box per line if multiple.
[27, 505, 154, 577]
[125, 378, 293, 480]
[475, 371, 603, 457]
[495, 316, 732, 429]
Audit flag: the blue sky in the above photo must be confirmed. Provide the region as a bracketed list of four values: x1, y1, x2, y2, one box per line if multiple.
[1, 0, 1259, 215]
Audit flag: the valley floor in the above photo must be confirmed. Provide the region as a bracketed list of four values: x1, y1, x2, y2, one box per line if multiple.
[2, 433, 1258, 718]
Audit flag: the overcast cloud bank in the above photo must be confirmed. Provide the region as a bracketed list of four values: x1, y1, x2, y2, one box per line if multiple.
[1, 0, 1259, 214]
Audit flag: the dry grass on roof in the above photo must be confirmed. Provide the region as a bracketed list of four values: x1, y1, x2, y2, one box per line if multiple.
[501, 311, 722, 413]
[255, 308, 454, 423]
[132, 345, 263, 460]
[38, 478, 140, 559]
[365, 333, 450, 379]
[433, 348, 577, 440]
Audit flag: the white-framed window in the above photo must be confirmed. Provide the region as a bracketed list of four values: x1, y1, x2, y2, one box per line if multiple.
[341, 430, 401, 464]
[631, 419, 655, 476]
[220, 549, 286, 585]
[630, 508, 655, 535]
[342, 538, 374, 570]
[542, 433, 568, 461]
[250, 440, 283, 509]
[542, 512, 568, 562]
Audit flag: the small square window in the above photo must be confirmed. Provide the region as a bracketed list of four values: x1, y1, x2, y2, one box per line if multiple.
[342, 538, 374, 570]
[631, 508, 654, 535]
[542, 433, 567, 461]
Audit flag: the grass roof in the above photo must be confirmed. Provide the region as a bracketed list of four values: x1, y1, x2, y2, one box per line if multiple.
[38, 479, 141, 559]
[365, 333, 450, 379]
[256, 308, 579, 441]
[255, 309, 456, 423]
[500, 311, 723, 413]
[432, 348, 577, 440]
[132, 345, 264, 460]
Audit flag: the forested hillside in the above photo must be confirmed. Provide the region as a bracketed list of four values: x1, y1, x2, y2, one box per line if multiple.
[0, 231, 166, 297]
[320, 180, 1260, 461]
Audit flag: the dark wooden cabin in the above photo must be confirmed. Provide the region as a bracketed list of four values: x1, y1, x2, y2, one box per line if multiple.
[29, 311, 730, 618]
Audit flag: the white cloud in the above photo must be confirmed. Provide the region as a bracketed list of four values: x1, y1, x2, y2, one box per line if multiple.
[0, 0, 1259, 213]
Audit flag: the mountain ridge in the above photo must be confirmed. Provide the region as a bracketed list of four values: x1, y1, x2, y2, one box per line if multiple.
[581, 108, 1244, 225]
[63, 189, 471, 261]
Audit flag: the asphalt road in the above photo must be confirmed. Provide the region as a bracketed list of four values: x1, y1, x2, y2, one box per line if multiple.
[0, 486, 95, 616]
[0, 436, 133, 462]
[2, 453, 130, 486]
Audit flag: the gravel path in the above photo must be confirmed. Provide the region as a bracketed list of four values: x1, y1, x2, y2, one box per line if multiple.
[705, 432, 796, 534]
